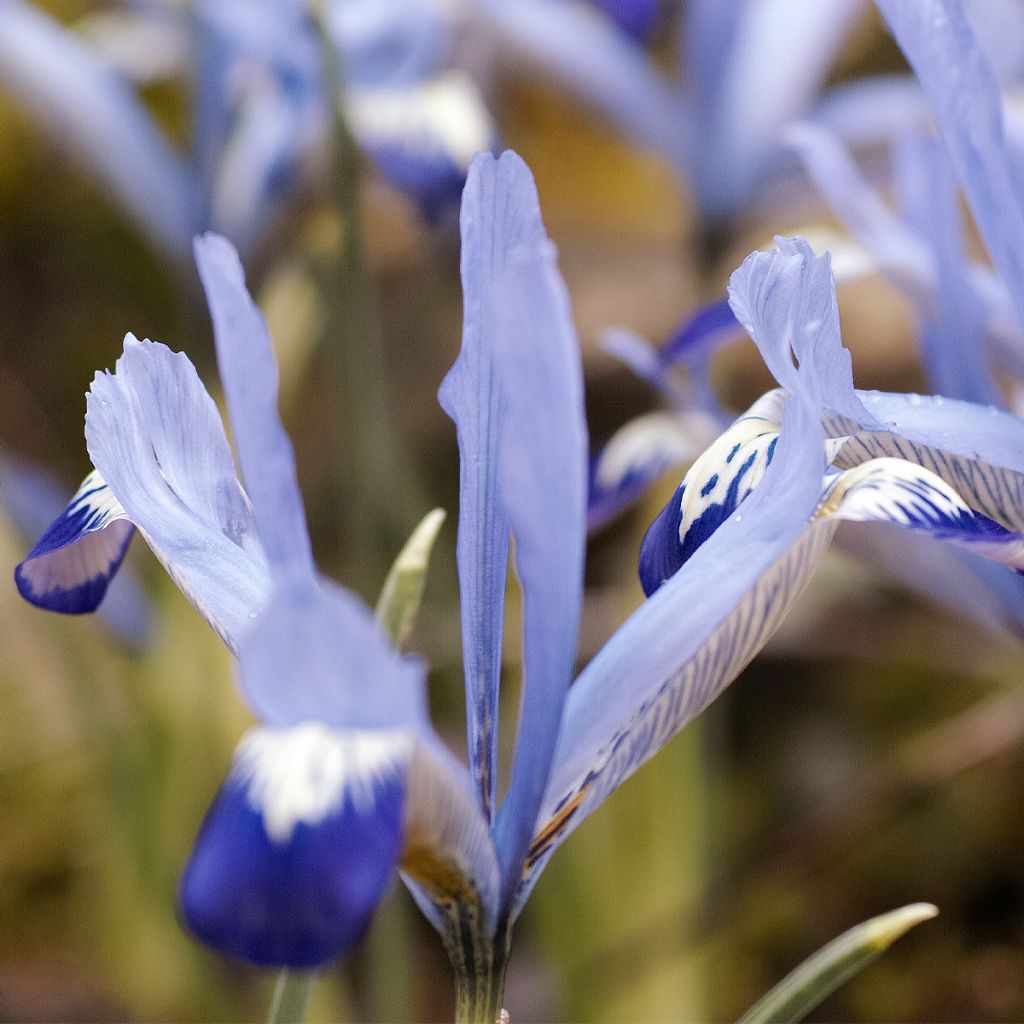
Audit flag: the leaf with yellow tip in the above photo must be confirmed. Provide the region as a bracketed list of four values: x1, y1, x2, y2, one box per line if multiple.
[374, 508, 446, 648]
[737, 903, 939, 1024]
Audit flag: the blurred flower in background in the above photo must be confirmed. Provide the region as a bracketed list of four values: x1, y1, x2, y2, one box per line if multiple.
[4, 1, 1024, 1021]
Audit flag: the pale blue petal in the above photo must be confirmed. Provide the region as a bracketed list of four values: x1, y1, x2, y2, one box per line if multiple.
[515, 394, 830, 917]
[438, 151, 546, 817]
[810, 74, 930, 148]
[659, 297, 741, 370]
[688, 0, 865, 215]
[0, 0, 198, 261]
[785, 122, 932, 294]
[818, 457, 1024, 571]
[837, 523, 1024, 642]
[490, 237, 588, 906]
[84, 335, 270, 651]
[329, 0, 452, 87]
[14, 469, 134, 615]
[193, 233, 316, 585]
[831, 393, 1024, 531]
[470, 0, 691, 170]
[235, 576, 428, 730]
[876, 0, 1024, 333]
[181, 724, 410, 968]
[600, 328, 672, 397]
[894, 132, 1000, 406]
[727, 237, 871, 424]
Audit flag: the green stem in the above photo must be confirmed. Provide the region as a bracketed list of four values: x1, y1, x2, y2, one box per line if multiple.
[310, 9, 427, 592]
[452, 949, 509, 1024]
[268, 971, 315, 1024]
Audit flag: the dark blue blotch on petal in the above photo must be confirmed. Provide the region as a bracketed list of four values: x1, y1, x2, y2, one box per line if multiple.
[639, 481, 685, 596]
[15, 473, 134, 615]
[180, 762, 405, 968]
[369, 142, 469, 222]
[587, 0, 661, 43]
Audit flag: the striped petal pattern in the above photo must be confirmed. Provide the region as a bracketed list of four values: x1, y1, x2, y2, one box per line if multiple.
[818, 458, 1024, 571]
[14, 469, 134, 614]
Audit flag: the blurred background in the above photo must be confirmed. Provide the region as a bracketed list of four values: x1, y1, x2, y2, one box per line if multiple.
[1, 1, 1023, 1020]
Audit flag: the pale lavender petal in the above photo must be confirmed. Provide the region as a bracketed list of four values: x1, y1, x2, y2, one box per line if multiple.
[438, 150, 546, 818]
[727, 237, 871, 425]
[785, 122, 932, 296]
[516, 394, 830, 917]
[894, 132, 1000, 406]
[194, 233, 316, 585]
[490, 237, 587, 905]
[689, 0, 866, 214]
[234, 575, 428, 731]
[469, 0, 691, 170]
[837, 522, 1024, 641]
[810, 74, 930, 149]
[831, 391, 1024, 530]
[0, 0, 198, 261]
[877, 0, 1024, 333]
[85, 335, 270, 651]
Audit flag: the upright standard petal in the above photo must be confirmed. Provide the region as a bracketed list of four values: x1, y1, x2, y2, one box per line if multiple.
[876, 0, 1024, 334]
[0, 0, 199, 261]
[439, 151, 546, 818]
[85, 335, 270, 650]
[14, 469, 134, 614]
[181, 724, 411, 967]
[490, 238, 588, 905]
[194, 233, 315, 585]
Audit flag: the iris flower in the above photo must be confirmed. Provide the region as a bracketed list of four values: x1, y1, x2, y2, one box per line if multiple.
[18, 152, 1024, 1016]
[0, 0, 497, 260]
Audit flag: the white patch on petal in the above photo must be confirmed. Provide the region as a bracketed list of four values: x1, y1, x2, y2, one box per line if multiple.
[234, 725, 413, 843]
[595, 410, 719, 491]
[676, 392, 784, 545]
[347, 71, 494, 170]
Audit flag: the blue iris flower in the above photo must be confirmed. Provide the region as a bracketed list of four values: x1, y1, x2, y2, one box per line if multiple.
[21, 153, 1024, 1003]
[0, 0, 499, 260]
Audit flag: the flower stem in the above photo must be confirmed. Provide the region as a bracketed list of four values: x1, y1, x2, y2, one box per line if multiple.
[453, 956, 509, 1024]
[268, 970, 315, 1024]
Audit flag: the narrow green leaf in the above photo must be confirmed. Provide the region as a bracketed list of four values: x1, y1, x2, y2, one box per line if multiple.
[267, 970, 314, 1024]
[374, 508, 447, 647]
[736, 902, 938, 1024]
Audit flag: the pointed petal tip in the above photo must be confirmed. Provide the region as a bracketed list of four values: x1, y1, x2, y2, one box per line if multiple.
[180, 725, 410, 969]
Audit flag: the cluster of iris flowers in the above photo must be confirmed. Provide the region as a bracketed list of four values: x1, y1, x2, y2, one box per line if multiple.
[10, 0, 1024, 1019]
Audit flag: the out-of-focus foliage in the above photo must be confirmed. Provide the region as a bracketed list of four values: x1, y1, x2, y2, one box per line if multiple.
[2, 2, 1024, 1022]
